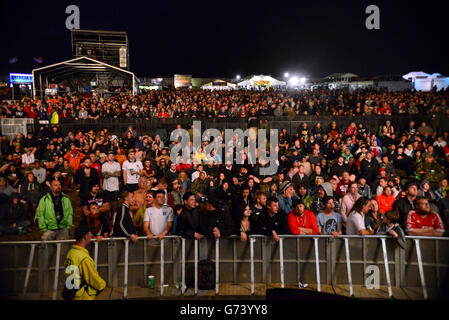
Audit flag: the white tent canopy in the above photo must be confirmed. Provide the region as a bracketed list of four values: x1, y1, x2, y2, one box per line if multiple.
[403, 71, 449, 91]
[237, 75, 286, 88]
[402, 71, 431, 81]
[201, 79, 236, 90]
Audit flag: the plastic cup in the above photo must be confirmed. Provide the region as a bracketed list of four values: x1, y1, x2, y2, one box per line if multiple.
[148, 275, 155, 289]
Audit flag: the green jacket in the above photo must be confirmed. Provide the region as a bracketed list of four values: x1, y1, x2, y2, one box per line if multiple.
[36, 193, 73, 232]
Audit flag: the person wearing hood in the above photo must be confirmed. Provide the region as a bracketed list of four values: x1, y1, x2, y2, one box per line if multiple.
[418, 180, 437, 202]
[312, 181, 333, 216]
[0, 193, 31, 235]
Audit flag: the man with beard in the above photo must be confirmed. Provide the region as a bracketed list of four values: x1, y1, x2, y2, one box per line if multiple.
[405, 197, 445, 237]
[317, 196, 343, 237]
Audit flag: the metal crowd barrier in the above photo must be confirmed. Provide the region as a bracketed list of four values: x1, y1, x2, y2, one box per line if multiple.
[0, 235, 448, 300]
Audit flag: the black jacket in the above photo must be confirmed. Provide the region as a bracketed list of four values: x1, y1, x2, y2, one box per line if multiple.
[200, 208, 235, 238]
[292, 172, 310, 190]
[255, 211, 289, 236]
[360, 159, 380, 184]
[392, 197, 414, 228]
[0, 201, 28, 226]
[112, 204, 137, 238]
[177, 206, 201, 239]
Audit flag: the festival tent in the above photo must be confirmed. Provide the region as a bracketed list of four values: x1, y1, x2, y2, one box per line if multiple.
[403, 71, 449, 91]
[402, 71, 431, 81]
[237, 75, 286, 89]
[201, 79, 236, 90]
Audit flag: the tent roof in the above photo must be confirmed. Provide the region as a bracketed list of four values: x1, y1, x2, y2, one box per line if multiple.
[402, 71, 432, 80]
[32, 56, 135, 80]
[237, 75, 286, 86]
[325, 73, 359, 79]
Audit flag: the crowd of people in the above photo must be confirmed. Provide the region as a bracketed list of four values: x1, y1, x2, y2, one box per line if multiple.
[0, 88, 448, 246]
[1, 88, 449, 121]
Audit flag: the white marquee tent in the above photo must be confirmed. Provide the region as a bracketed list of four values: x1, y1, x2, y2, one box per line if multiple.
[201, 79, 236, 90]
[402, 71, 449, 91]
[237, 75, 286, 89]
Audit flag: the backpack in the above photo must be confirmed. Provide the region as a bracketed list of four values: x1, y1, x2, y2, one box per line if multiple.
[186, 259, 215, 290]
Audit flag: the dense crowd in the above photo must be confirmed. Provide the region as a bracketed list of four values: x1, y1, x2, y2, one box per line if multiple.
[2, 88, 449, 122]
[0, 88, 448, 245]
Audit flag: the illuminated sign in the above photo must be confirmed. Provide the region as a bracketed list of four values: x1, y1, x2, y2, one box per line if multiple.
[9, 73, 33, 84]
[174, 75, 192, 88]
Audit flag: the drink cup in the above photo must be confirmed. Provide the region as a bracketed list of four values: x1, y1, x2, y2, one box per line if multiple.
[148, 275, 155, 289]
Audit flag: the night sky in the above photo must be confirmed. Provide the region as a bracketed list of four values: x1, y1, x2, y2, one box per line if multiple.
[1, 0, 448, 79]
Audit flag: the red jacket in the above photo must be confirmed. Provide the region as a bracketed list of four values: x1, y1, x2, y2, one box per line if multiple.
[287, 210, 318, 235]
[376, 194, 396, 214]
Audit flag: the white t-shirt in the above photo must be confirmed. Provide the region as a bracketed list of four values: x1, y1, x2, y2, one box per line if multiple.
[22, 153, 35, 165]
[346, 211, 366, 235]
[122, 160, 143, 185]
[102, 161, 121, 192]
[144, 206, 174, 236]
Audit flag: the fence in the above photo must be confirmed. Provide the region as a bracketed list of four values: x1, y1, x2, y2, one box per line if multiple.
[0, 118, 35, 138]
[34, 114, 446, 138]
[0, 235, 447, 299]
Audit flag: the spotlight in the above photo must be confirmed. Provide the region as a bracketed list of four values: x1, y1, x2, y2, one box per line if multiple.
[300, 77, 307, 84]
[236, 75, 241, 80]
[284, 72, 290, 78]
[289, 76, 299, 86]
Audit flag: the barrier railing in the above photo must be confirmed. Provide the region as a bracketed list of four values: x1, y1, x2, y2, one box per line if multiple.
[0, 235, 448, 299]
[46, 114, 446, 138]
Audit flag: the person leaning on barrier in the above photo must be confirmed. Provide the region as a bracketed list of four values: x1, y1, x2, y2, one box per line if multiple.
[376, 210, 406, 249]
[200, 194, 235, 239]
[35, 179, 73, 241]
[316, 196, 343, 237]
[143, 190, 173, 240]
[256, 196, 289, 242]
[287, 198, 319, 235]
[345, 197, 373, 235]
[177, 192, 203, 240]
[404, 197, 445, 237]
[112, 191, 139, 243]
[237, 205, 256, 242]
[62, 224, 106, 300]
[81, 203, 109, 242]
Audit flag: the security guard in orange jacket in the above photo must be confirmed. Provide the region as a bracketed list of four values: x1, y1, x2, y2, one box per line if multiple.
[63, 224, 106, 300]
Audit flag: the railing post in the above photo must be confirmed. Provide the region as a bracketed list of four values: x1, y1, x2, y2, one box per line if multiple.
[415, 239, 428, 300]
[314, 238, 321, 292]
[94, 241, 98, 269]
[250, 237, 255, 295]
[381, 238, 393, 298]
[22, 244, 36, 299]
[52, 243, 61, 300]
[279, 237, 284, 289]
[344, 238, 353, 297]
[215, 238, 219, 295]
[124, 240, 129, 299]
[39, 243, 49, 297]
[194, 239, 198, 295]
[160, 238, 164, 296]
[181, 238, 186, 295]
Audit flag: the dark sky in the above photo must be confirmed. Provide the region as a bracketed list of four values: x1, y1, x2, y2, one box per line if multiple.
[1, 0, 448, 79]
